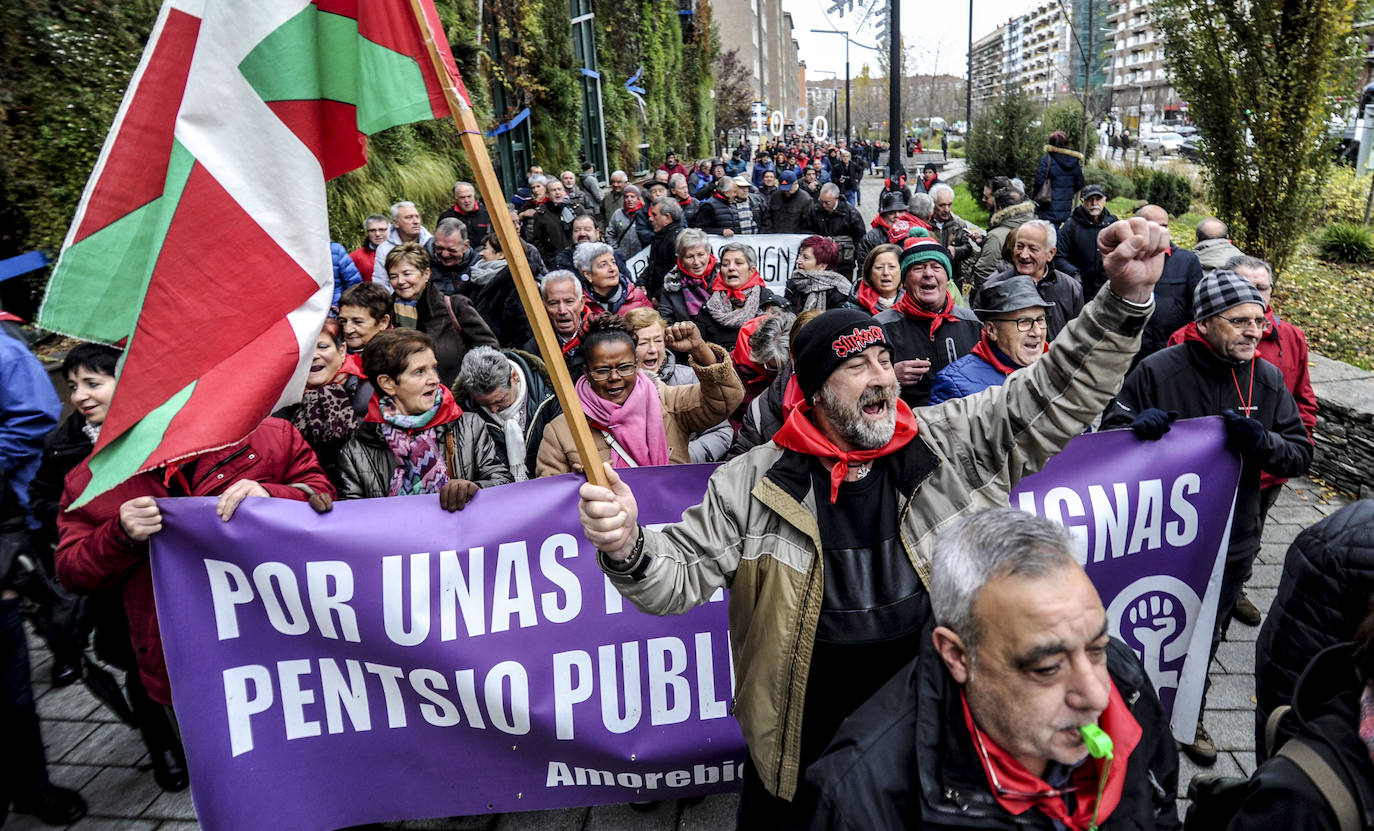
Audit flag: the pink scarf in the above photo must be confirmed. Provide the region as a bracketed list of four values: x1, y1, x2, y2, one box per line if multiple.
[575, 372, 670, 468]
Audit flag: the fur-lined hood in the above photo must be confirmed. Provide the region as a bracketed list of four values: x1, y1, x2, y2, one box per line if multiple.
[1044, 144, 1085, 160]
[988, 199, 1037, 229]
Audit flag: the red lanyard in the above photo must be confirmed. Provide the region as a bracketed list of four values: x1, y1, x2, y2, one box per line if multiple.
[1231, 362, 1254, 415]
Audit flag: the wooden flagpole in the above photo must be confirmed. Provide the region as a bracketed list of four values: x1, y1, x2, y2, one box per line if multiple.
[407, 0, 607, 489]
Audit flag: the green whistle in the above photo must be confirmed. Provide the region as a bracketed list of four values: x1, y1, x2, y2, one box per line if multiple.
[1080, 724, 1114, 760]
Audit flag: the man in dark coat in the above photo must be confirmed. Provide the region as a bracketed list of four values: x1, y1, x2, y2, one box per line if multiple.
[808, 509, 1181, 831]
[644, 198, 683, 302]
[1055, 184, 1118, 298]
[454, 346, 563, 483]
[1134, 203, 1204, 362]
[768, 169, 813, 234]
[982, 219, 1083, 340]
[1102, 269, 1312, 766]
[804, 183, 866, 278]
[426, 218, 480, 296]
[876, 236, 982, 406]
[437, 181, 493, 249]
[691, 178, 743, 237]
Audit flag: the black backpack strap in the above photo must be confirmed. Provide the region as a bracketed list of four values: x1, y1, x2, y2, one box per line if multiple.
[1277, 738, 1361, 831]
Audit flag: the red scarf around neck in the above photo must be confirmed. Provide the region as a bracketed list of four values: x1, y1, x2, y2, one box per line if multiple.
[363, 387, 464, 427]
[711, 270, 766, 302]
[855, 282, 899, 314]
[770, 400, 918, 501]
[959, 682, 1141, 831]
[677, 252, 719, 283]
[970, 332, 1045, 376]
[894, 291, 958, 340]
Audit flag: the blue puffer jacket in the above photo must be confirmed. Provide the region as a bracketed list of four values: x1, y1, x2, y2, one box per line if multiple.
[928, 352, 1009, 404]
[330, 241, 363, 310]
[1033, 146, 1085, 225]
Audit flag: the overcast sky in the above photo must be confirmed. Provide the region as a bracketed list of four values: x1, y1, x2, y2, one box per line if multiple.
[784, 0, 1038, 80]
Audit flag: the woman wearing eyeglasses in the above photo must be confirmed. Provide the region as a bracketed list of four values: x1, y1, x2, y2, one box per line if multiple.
[535, 314, 744, 476]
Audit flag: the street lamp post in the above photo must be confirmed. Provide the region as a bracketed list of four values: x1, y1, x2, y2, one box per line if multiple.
[811, 29, 852, 144]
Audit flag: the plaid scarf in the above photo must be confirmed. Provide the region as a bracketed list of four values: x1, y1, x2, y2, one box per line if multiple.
[380, 388, 452, 496]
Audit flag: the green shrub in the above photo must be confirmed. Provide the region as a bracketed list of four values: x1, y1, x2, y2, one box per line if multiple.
[1083, 165, 1135, 199]
[1131, 169, 1194, 217]
[1314, 223, 1374, 264]
[1312, 164, 1369, 229]
[966, 90, 1042, 198]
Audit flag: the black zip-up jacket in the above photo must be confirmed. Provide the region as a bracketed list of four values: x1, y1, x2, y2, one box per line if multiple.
[1101, 341, 1313, 554]
[806, 635, 1181, 830]
[1055, 205, 1119, 298]
[452, 349, 563, 477]
[1255, 500, 1374, 753]
[1228, 642, 1374, 830]
[691, 194, 742, 236]
[876, 305, 983, 407]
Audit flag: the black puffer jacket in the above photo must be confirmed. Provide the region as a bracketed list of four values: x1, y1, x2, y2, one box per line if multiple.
[1230, 642, 1374, 829]
[807, 634, 1181, 830]
[1137, 245, 1204, 363]
[1255, 500, 1374, 754]
[29, 413, 93, 555]
[691, 193, 742, 236]
[1033, 146, 1085, 225]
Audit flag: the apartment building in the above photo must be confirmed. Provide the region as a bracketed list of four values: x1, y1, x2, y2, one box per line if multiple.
[715, 0, 802, 118]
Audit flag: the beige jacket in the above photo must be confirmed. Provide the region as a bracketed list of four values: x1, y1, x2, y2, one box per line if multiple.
[536, 344, 743, 475]
[599, 286, 1153, 800]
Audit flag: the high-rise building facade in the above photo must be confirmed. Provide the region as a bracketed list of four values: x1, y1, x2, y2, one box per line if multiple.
[715, 0, 801, 119]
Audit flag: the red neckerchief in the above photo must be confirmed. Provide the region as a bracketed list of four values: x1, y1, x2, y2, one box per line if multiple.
[894, 290, 958, 340]
[923, 172, 938, 190]
[855, 282, 897, 314]
[677, 253, 719, 283]
[714, 192, 732, 204]
[340, 352, 366, 379]
[0, 312, 23, 323]
[364, 387, 464, 427]
[730, 315, 770, 377]
[623, 200, 642, 216]
[770, 400, 918, 501]
[781, 373, 805, 419]
[558, 309, 593, 355]
[959, 682, 1140, 831]
[970, 332, 1044, 376]
[678, 197, 693, 208]
[711, 269, 765, 302]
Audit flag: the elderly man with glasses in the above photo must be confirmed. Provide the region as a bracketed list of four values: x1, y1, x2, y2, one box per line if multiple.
[1101, 268, 1312, 768]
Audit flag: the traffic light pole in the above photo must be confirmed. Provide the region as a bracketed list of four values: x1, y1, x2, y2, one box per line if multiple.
[887, 0, 903, 177]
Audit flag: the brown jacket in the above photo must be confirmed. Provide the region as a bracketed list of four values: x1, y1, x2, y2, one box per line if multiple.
[535, 344, 743, 475]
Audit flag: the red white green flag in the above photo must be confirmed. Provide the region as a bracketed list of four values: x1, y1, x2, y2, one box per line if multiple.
[40, 0, 468, 506]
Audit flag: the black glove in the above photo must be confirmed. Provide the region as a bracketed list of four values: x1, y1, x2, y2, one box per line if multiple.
[1129, 408, 1179, 441]
[1221, 408, 1266, 454]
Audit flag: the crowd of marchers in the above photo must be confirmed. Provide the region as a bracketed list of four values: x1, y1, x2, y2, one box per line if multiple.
[2, 128, 1370, 831]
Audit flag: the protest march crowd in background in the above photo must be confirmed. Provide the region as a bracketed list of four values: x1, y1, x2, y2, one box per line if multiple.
[4, 120, 1374, 831]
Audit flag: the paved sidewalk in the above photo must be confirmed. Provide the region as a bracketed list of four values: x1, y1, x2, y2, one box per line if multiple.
[7, 475, 1349, 831]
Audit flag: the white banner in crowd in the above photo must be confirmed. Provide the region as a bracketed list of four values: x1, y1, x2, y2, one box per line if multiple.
[624, 234, 811, 295]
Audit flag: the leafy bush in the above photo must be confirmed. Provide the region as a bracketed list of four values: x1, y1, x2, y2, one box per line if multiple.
[1312, 164, 1369, 229]
[1083, 165, 1135, 199]
[1041, 100, 1094, 162]
[966, 90, 1043, 198]
[1314, 223, 1374, 264]
[1131, 169, 1194, 217]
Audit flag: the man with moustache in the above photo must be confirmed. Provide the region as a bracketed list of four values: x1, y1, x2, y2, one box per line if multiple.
[1055, 184, 1118, 297]
[579, 216, 1172, 829]
[1101, 269, 1312, 765]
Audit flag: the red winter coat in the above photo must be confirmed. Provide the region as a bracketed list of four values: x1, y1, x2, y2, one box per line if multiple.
[349, 244, 377, 283]
[1167, 309, 1317, 489]
[55, 418, 334, 704]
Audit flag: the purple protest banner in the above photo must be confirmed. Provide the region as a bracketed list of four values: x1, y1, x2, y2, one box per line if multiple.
[1010, 417, 1241, 742]
[151, 465, 744, 831]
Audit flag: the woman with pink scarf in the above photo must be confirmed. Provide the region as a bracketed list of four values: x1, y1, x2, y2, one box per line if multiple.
[535, 314, 744, 475]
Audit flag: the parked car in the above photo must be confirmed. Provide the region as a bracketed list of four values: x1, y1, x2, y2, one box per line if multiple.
[1176, 125, 1199, 137]
[1178, 136, 1203, 162]
[1141, 131, 1185, 155]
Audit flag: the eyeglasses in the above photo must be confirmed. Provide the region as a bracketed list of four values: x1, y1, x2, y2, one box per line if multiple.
[1216, 314, 1272, 331]
[588, 363, 638, 381]
[992, 315, 1048, 332]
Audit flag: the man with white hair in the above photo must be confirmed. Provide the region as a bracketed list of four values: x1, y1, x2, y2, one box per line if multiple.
[600, 169, 629, 224]
[982, 220, 1083, 340]
[578, 217, 1171, 827]
[928, 183, 982, 280]
[456, 346, 562, 483]
[807, 508, 1182, 830]
[371, 201, 432, 289]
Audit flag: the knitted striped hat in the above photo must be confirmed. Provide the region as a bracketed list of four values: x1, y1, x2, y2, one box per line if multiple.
[900, 230, 953, 278]
[1193, 269, 1264, 322]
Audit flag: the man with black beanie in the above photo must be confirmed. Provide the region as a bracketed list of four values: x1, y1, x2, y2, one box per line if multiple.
[580, 216, 1173, 829]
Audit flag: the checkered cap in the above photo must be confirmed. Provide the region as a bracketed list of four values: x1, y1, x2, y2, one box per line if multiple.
[1193, 269, 1264, 322]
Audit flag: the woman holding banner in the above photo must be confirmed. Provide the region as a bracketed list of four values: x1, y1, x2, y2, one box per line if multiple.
[694, 242, 784, 350]
[337, 330, 511, 510]
[536, 315, 743, 475]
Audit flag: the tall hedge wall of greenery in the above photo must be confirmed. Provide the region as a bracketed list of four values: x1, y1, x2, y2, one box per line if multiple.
[0, 0, 715, 313]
